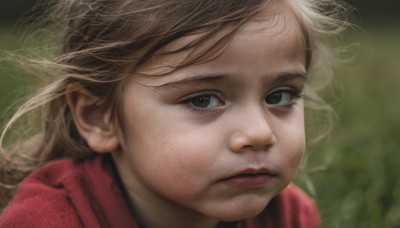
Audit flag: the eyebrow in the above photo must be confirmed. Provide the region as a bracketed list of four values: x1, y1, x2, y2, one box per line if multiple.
[156, 70, 308, 88]
[274, 71, 308, 83]
[156, 74, 225, 88]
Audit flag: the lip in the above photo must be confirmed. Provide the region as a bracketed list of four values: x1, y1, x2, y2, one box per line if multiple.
[219, 168, 276, 188]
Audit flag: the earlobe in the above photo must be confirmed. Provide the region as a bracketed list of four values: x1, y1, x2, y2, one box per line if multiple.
[66, 83, 120, 153]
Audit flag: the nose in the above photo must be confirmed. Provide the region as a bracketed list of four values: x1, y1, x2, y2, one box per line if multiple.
[228, 105, 276, 153]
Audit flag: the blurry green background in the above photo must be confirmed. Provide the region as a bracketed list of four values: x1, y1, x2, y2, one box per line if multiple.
[1, 1, 399, 227]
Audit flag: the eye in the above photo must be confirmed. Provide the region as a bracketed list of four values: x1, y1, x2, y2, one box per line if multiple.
[184, 92, 224, 109]
[265, 89, 302, 106]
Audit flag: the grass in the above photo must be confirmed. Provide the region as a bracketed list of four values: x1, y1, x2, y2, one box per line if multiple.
[297, 27, 400, 227]
[1, 24, 399, 227]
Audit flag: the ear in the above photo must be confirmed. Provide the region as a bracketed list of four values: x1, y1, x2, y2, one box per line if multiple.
[66, 83, 120, 153]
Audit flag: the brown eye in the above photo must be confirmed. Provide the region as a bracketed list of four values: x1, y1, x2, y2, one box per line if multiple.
[265, 91, 292, 106]
[189, 95, 221, 108]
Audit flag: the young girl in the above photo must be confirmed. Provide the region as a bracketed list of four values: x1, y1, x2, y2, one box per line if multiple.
[0, 0, 350, 227]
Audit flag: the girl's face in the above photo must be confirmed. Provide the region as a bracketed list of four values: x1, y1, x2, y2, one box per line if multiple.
[112, 7, 307, 226]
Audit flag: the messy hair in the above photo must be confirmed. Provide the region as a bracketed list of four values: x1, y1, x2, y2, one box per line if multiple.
[0, 0, 351, 210]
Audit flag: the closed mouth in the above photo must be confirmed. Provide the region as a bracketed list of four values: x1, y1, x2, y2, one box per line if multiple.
[219, 168, 277, 188]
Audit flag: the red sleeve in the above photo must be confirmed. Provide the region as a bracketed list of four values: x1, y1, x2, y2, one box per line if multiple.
[274, 184, 320, 228]
[0, 177, 82, 227]
[0, 156, 138, 228]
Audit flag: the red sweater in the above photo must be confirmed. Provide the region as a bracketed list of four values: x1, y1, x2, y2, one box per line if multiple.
[0, 155, 319, 227]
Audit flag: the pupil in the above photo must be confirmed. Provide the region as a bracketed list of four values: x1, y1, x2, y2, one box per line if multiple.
[267, 93, 282, 104]
[192, 96, 211, 108]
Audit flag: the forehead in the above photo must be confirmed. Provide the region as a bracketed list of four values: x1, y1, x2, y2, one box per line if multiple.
[134, 1, 306, 81]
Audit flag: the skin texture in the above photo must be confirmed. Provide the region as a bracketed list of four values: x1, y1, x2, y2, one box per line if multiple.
[68, 3, 307, 228]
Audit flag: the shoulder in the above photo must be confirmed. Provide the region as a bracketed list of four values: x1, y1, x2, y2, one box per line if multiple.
[277, 184, 318, 211]
[269, 184, 319, 228]
[243, 183, 319, 228]
[277, 184, 319, 219]
[0, 158, 95, 227]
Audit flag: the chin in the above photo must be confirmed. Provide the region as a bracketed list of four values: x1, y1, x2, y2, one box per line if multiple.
[214, 209, 264, 222]
[210, 198, 271, 222]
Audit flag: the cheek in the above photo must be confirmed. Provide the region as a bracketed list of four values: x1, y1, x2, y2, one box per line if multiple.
[286, 136, 305, 169]
[272, 135, 304, 187]
[273, 107, 305, 174]
[281, 117, 305, 175]
[122, 114, 222, 195]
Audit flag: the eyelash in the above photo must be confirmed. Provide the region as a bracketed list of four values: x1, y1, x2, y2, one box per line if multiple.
[179, 87, 304, 113]
[179, 91, 224, 114]
[265, 88, 304, 108]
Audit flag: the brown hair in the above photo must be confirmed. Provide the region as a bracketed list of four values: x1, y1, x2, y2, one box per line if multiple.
[0, 0, 351, 210]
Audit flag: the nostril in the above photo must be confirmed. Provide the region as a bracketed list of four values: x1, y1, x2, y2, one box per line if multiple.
[238, 145, 254, 152]
[241, 141, 274, 152]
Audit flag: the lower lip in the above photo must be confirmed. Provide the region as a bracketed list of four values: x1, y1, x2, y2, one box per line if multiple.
[221, 174, 273, 188]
